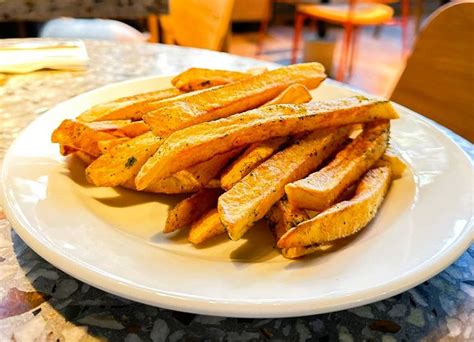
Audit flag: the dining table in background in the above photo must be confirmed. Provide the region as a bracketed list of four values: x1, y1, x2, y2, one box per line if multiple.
[0, 41, 472, 341]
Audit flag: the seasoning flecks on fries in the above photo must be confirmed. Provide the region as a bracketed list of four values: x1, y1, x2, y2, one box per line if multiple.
[51, 63, 405, 259]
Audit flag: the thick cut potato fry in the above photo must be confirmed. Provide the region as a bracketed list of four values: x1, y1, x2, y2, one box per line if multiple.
[77, 88, 184, 122]
[285, 121, 389, 211]
[264, 84, 312, 106]
[188, 209, 226, 245]
[60, 144, 77, 156]
[266, 199, 335, 258]
[85, 120, 132, 131]
[267, 199, 309, 241]
[117, 121, 150, 137]
[86, 132, 163, 187]
[219, 85, 312, 190]
[143, 63, 326, 136]
[218, 127, 350, 241]
[171, 68, 249, 91]
[278, 166, 392, 247]
[122, 170, 201, 194]
[164, 188, 222, 233]
[374, 147, 407, 179]
[136, 96, 398, 189]
[51, 120, 117, 157]
[98, 137, 130, 154]
[73, 151, 96, 165]
[220, 137, 287, 190]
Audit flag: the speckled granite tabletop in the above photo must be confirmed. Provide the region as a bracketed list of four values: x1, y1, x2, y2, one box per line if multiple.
[0, 41, 472, 342]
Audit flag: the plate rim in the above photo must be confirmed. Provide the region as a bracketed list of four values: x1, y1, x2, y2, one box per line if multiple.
[1, 75, 473, 318]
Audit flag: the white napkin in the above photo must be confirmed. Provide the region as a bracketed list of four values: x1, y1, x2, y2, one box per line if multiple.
[0, 38, 89, 73]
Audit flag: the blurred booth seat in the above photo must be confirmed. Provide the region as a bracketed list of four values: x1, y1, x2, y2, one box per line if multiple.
[159, 0, 235, 51]
[391, 1, 474, 141]
[40, 18, 147, 42]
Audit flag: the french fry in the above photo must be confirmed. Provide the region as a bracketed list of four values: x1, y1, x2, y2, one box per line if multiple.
[172, 68, 249, 91]
[206, 178, 221, 188]
[281, 244, 335, 259]
[218, 127, 351, 241]
[267, 199, 309, 241]
[98, 138, 130, 154]
[374, 147, 407, 179]
[220, 84, 312, 190]
[278, 166, 392, 247]
[77, 88, 184, 122]
[60, 144, 77, 156]
[188, 209, 226, 245]
[86, 132, 163, 187]
[124, 149, 240, 194]
[51, 120, 117, 157]
[85, 120, 133, 131]
[164, 188, 222, 233]
[264, 84, 312, 106]
[136, 96, 399, 189]
[117, 121, 150, 138]
[266, 200, 336, 258]
[143, 63, 326, 136]
[285, 121, 389, 211]
[122, 170, 201, 194]
[74, 151, 96, 165]
[220, 138, 287, 190]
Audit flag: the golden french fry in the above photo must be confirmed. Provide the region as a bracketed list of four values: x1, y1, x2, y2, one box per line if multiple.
[266, 199, 336, 258]
[218, 127, 350, 241]
[281, 244, 335, 259]
[220, 137, 287, 190]
[278, 166, 392, 248]
[84, 120, 132, 131]
[117, 121, 150, 138]
[77, 88, 184, 122]
[164, 188, 222, 233]
[74, 151, 96, 165]
[267, 199, 310, 241]
[205, 178, 221, 188]
[171, 68, 249, 91]
[188, 208, 226, 245]
[143, 63, 326, 136]
[129, 148, 242, 194]
[219, 84, 312, 190]
[51, 120, 117, 157]
[264, 84, 312, 106]
[122, 170, 201, 194]
[60, 144, 77, 156]
[374, 147, 407, 179]
[136, 96, 398, 189]
[86, 132, 163, 187]
[98, 138, 130, 154]
[285, 121, 389, 211]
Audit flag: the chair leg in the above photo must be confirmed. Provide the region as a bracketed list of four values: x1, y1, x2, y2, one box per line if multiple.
[291, 13, 305, 64]
[347, 26, 359, 78]
[336, 24, 353, 81]
[147, 14, 159, 43]
[256, 18, 269, 56]
[401, 0, 410, 57]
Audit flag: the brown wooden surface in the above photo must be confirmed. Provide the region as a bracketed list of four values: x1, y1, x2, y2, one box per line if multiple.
[391, 1, 474, 141]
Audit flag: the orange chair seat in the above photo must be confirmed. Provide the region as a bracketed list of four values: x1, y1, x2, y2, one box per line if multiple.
[298, 3, 394, 26]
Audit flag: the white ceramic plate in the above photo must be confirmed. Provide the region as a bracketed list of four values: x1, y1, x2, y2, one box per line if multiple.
[2, 76, 472, 318]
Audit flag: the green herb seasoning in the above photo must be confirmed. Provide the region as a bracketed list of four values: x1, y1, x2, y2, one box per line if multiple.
[125, 156, 137, 168]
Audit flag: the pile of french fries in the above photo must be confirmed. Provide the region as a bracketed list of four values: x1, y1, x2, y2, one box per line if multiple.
[51, 63, 406, 259]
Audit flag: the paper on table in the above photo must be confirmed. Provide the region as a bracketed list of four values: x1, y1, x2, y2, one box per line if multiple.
[0, 38, 89, 73]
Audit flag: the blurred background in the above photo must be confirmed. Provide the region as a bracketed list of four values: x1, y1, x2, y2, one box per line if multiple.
[0, 0, 466, 97]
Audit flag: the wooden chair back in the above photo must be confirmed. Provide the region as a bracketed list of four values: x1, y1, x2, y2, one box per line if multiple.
[391, 1, 474, 141]
[165, 0, 235, 51]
